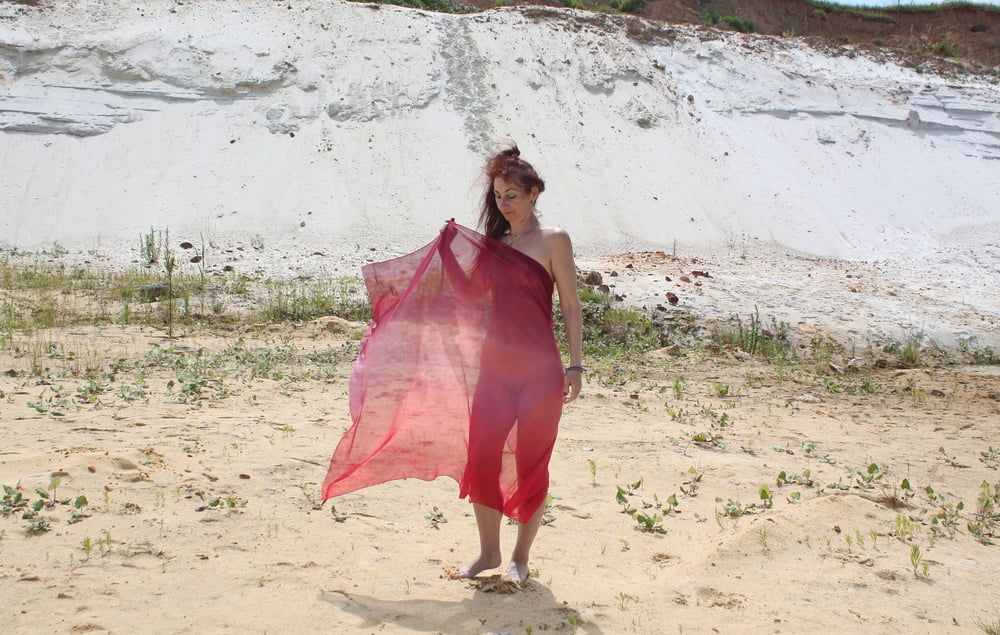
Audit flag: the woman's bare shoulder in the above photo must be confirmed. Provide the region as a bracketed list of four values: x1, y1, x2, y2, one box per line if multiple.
[540, 225, 573, 260]
[540, 224, 572, 240]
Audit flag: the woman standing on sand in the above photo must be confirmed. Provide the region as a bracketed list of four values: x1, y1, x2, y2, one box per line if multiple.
[322, 144, 583, 584]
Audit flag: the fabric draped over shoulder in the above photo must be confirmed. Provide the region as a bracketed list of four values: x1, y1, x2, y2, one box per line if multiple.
[321, 221, 564, 522]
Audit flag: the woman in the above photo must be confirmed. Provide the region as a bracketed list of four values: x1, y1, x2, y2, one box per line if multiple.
[322, 144, 583, 585]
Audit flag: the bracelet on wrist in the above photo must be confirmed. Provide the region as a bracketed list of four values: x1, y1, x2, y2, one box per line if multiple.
[564, 365, 586, 374]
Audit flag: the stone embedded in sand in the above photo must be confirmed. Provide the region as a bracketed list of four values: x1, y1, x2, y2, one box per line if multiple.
[179, 241, 194, 249]
[138, 283, 168, 302]
[692, 270, 711, 278]
[666, 292, 679, 305]
[582, 270, 602, 285]
[679, 275, 691, 283]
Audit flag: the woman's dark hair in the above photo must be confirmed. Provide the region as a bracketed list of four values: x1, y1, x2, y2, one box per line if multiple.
[479, 144, 546, 241]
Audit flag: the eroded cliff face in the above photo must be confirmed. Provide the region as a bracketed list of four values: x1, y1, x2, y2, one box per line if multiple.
[1, 0, 998, 261]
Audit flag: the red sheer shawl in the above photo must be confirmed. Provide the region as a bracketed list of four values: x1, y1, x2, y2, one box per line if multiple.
[321, 221, 564, 522]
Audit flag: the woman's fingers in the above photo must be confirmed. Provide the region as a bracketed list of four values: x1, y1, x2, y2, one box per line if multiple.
[563, 375, 582, 404]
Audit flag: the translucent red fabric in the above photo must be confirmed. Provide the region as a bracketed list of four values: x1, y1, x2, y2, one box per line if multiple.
[321, 220, 564, 522]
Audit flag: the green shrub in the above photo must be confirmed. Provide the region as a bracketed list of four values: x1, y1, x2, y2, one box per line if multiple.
[722, 15, 754, 33]
[615, 0, 644, 13]
[933, 42, 956, 57]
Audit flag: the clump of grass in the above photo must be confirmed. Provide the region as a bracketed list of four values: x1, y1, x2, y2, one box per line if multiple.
[251, 279, 370, 324]
[710, 306, 791, 361]
[613, 0, 643, 13]
[933, 42, 957, 57]
[555, 285, 661, 359]
[721, 15, 754, 33]
[702, 9, 720, 26]
[974, 608, 1000, 635]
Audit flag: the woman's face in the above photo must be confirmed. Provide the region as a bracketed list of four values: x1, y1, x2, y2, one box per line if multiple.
[493, 176, 538, 224]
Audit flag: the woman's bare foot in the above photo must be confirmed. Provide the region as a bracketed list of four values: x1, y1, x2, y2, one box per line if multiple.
[455, 551, 501, 579]
[501, 560, 529, 584]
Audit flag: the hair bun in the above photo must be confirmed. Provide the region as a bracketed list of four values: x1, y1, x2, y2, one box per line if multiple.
[500, 144, 521, 159]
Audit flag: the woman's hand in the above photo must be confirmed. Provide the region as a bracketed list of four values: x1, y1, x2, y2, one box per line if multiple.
[438, 219, 458, 249]
[563, 370, 582, 404]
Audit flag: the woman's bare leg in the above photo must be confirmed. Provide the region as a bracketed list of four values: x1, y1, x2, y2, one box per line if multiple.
[456, 503, 502, 578]
[502, 498, 546, 583]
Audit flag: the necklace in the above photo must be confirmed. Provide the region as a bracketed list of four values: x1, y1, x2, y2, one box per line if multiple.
[503, 223, 540, 247]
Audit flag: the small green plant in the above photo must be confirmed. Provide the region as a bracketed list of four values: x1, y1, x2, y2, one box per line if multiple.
[615, 591, 639, 610]
[631, 511, 667, 534]
[330, 506, 347, 523]
[848, 463, 885, 490]
[588, 458, 598, 486]
[691, 431, 725, 449]
[930, 500, 964, 539]
[25, 516, 51, 535]
[776, 469, 813, 487]
[980, 447, 1000, 470]
[909, 544, 930, 578]
[1, 484, 27, 516]
[673, 376, 685, 400]
[894, 514, 918, 541]
[900, 337, 921, 367]
[702, 9, 720, 26]
[81, 537, 93, 559]
[680, 466, 702, 497]
[425, 506, 446, 530]
[938, 447, 968, 468]
[758, 530, 770, 553]
[759, 485, 774, 509]
[968, 481, 1000, 545]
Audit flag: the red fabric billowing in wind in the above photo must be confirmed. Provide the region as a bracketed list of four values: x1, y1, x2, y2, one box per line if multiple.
[321, 220, 564, 522]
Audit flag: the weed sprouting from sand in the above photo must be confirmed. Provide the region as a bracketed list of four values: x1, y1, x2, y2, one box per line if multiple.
[588, 458, 598, 486]
[982, 448, 1000, 471]
[425, 506, 447, 530]
[691, 430, 725, 449]
[615, 591, 639, 610]
[938, 447, 969, 468]
[680, 466, 702, 497]
[899, 334, 922, 368]
[968, 481, 1000, 545]
[776, 469, 813, 487]
[673, 375, 685, 400]
[758, 530, 770, 553]
[710, 306, 790, 361]
[894, 514, 918, 541]
[25, 516, 51, 535]
[909, 544, 930, 578]
[973, 608, 1000, 635]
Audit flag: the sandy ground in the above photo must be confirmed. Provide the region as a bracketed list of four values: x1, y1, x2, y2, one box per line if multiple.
[1, 321, 999, 634]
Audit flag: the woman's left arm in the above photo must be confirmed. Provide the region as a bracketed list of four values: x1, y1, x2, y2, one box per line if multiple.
[550, 230, 583, 404]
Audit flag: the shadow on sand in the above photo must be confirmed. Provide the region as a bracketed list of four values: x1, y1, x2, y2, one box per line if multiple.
[320, 574, 603, 633]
